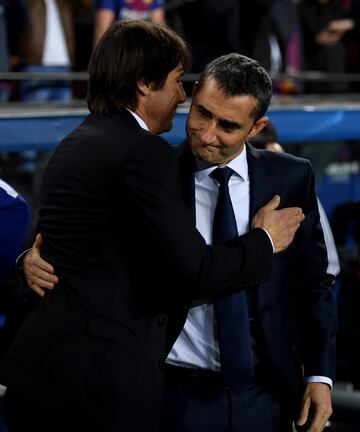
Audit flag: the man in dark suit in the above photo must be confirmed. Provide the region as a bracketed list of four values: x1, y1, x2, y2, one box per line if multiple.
[0, 23, 303, 432]
[160, 54, 336, 432]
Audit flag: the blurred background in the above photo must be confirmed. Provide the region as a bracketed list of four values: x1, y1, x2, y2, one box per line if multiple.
[0, 0, 360, 430]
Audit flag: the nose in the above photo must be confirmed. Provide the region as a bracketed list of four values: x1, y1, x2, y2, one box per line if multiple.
[200, 121, 217, 144]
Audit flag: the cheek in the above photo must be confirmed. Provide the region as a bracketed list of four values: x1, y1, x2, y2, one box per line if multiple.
[190, 140, 202, 155]
[222, 141, 244, 159]
[187, 112, 205, 129]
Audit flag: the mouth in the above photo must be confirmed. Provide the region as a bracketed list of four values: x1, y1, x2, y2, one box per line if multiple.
[205, 143, 221, 151]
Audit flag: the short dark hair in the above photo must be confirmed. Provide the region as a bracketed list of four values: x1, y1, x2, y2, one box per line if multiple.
[197, 53, 273, 121]
[87, 20, 191, 114]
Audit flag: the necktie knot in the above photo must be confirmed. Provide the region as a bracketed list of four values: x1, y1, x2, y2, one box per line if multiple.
[211, 167, 234, 187]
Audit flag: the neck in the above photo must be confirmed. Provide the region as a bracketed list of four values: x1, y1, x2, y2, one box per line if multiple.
[134, 99, 157, 134]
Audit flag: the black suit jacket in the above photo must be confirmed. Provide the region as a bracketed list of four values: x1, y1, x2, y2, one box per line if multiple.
[0, 111, 273, 432]
[171, 141, 336, 416]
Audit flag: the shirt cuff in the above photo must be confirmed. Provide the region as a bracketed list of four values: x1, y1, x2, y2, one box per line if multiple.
[305, 375, 333, 390]
[260, 228, 274, 252]
[15, 248, 31, 281]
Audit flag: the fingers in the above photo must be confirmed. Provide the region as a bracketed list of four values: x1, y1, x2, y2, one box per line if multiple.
[252, 201, 304, 253]
[25, 250, 55, 274]
[296, 383, 332, 432]
[30, 234, 55, 273]
[306, 398, 333, 432]
[33, 233, 43, 249]
[296, 404, 331, 432]
[28, 283, 46, 298]
[26, 271, 56, 297]
[273, 213, 303, 253]
[273, 225, 301, 253]
[24, 254, 56, 279]
[286, 213, 305, 236]
[277, 207, 305, 230]
[277, 206, 303, 219]
[23, 236, 59, 296]
[296, 396, 310, 427]
[262, 195, 280, 212]
[27, 270, 58, 287]
[288, 211, 305, 224]
[306, 413, 329, 432]
[26, 257, 55, 275]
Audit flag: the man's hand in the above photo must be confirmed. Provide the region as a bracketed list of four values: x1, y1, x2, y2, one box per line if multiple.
[296, 383, 332, 432]
[24, 234, 58, 297]
[251, 195, 305, 253]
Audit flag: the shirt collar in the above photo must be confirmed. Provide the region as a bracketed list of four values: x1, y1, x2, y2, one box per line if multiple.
[125, 107, 150, 131]
[195, 145, 248, 183]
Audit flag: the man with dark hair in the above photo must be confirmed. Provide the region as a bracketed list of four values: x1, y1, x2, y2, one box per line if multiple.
[0, 23, 303, 432]
[159, 54, 335, 432]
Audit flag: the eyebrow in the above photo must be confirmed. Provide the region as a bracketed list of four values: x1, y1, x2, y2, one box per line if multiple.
[197, 104, 242, 130]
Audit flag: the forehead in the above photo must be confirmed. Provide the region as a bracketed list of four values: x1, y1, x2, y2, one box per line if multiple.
[192, 78, 257, 122]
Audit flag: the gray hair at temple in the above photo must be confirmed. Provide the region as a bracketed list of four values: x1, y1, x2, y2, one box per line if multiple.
[197, 53, 273, 121]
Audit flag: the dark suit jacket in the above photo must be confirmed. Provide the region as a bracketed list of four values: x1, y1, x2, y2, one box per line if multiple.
[0, 111, 273, 432]
[170, 141, 336, 417]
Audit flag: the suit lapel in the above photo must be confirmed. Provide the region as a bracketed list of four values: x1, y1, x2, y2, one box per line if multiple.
[247, 143, 279, 220]
[247, 143, 281, 325]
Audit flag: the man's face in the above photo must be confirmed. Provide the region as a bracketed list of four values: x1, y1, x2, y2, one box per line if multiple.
[187, 78, 268, 165]
[146, 64, 186, 135]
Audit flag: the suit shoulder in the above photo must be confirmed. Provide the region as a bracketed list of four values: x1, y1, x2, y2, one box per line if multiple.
[259, 148, 312, 172]
[58, 112, 174, 160]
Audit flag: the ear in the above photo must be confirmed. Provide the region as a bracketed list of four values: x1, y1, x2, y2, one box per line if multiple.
[248, 116, 269, 139]
[137, 80, 154, 96]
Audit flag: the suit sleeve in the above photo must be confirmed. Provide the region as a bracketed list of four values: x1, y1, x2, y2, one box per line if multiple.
[296, 162, 337, 381]
[122, 134, 273, 301]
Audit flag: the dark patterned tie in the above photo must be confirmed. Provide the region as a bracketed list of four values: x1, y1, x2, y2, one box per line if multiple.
[211, 166, 253, 393]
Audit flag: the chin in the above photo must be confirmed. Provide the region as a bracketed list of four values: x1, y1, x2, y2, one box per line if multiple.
[204, 148, 218, 159]
[199, 152, 215, 164]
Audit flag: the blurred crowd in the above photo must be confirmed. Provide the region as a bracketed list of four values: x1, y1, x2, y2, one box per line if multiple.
[0, 0, 359, 101]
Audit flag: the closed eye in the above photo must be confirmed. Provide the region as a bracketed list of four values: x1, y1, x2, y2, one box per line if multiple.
[218, 120, 241, 132]
[197, 106, 212, 119]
